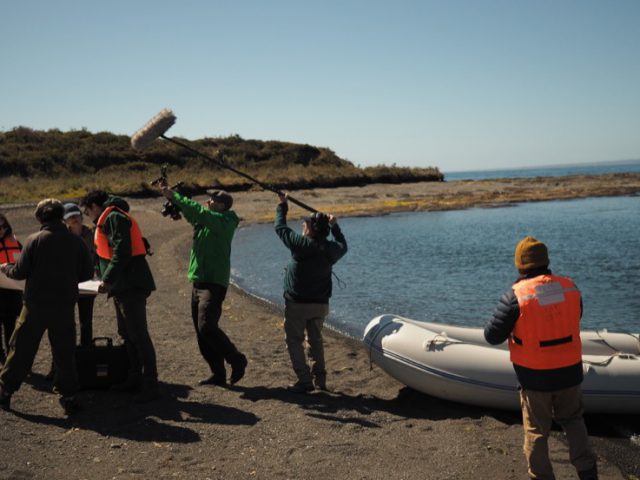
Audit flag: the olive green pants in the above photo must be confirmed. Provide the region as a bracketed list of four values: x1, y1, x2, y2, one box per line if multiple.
[520, 385, 597, 480]
[284, 302, 329, 385]
[0, 302, 78, 397]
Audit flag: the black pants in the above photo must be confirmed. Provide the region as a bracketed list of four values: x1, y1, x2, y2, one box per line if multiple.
[0, 288, 22, 361]
[0, 302, 78, 397]
[114, 291, 157, 383]
[77, 295, 94, 347]
[47, 295, 95, 375]
[191, 283, 241, 377]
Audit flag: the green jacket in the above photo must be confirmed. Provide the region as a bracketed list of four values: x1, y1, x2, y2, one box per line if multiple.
[97, 196, 156, 296]
[275, 202, 347, 303]
[172, 192, 239, 287]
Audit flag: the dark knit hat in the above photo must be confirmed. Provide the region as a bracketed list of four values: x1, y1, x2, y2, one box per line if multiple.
[206, 189, 233, 210]
[304, 212, 330, 238]
[514, 236, 549, 272]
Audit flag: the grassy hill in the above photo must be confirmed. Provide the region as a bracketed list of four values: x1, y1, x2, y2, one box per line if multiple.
[0, 127, 443, 203]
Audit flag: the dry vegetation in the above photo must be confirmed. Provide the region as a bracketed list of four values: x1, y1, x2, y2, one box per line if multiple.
[0, 127, 442, 203]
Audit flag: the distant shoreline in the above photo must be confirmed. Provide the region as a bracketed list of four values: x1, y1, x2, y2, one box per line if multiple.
[445, 158, 640, 174]
[2, 172, 640, 222]
[225, 172, 640, 225]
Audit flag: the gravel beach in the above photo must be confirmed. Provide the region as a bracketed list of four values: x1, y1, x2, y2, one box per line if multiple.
[1, 175, 639, 480]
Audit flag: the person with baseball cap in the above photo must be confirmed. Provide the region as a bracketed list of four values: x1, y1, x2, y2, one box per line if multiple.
[484, 236, 598, 480]
[63, 203, 97, 346]
[158, 185, 247, 387]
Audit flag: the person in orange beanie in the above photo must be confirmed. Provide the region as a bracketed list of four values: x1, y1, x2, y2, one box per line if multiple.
[484, 236, 598, 480]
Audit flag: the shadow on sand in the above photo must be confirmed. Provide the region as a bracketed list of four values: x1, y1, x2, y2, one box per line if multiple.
[233, 384, 522, 427]
[13, 379, 259, 443]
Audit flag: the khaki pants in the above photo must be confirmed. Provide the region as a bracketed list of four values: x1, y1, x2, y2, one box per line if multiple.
[520, 385, 597, 479]
[284, 302, 329, 385]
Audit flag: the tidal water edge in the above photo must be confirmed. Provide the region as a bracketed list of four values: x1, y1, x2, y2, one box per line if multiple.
[231, 195, 639, 338]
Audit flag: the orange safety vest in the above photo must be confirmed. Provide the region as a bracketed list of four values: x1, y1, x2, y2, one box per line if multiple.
[0, 235, 22, 264]
[509, 274, 582, 370]
[94, 206, 146, 260]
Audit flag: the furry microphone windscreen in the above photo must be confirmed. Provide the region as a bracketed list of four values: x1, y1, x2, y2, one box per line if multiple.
[130, 109, 177, 150]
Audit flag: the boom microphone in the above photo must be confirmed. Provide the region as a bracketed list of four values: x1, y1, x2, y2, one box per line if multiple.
[131, 109, 176, 150]
[130, 109, 318, 213]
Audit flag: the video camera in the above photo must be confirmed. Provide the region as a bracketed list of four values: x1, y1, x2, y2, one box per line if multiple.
[151, 164, 185, 221]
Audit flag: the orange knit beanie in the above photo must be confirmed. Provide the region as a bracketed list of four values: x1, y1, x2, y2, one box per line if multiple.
[514, 236, 549, 273]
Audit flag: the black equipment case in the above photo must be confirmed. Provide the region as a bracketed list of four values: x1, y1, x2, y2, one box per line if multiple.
[75, 337, 129, 390]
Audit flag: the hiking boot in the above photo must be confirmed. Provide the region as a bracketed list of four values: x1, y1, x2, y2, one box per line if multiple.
[287, 381, 314, 394]
[45, 362, 56, 381]
[314, 379, 329, 391]
[112, 376, 142, 393]
[229, 354, 248, 385]
[578, 466, 598, 480]
[198, 375, 227, 387]
[59, 396, 80, 416]
[134, 382, 160, 403]
[0, 386, 11, 411]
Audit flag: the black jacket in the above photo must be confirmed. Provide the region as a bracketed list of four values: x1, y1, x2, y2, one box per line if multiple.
[4, 221, 94, 305]
[484, 267, 584, 391]
[275, 203, 347, 303]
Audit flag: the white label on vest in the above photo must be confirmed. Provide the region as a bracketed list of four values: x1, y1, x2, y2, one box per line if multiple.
[535, 282, 565, 306]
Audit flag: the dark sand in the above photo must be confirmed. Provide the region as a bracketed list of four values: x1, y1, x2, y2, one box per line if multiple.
[1, 175, 639, 479]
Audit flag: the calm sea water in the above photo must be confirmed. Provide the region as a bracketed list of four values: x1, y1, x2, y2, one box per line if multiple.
[444, 160, 640, 181]
[231, 195, 639, 339]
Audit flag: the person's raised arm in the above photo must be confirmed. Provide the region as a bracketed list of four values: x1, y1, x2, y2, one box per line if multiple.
[274, 193, 306, 251]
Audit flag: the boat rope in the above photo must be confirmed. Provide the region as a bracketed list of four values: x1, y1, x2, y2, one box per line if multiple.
[366, 323, 390, 371]
[594, 330, 640, 354]
[581, 352, 636, 367]
[332, 271, 346, 289]
[426, 333, 467, 351]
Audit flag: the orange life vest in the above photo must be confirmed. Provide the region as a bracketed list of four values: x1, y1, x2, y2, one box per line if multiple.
[0, 235, 21, 264]
[509, 274, 582, 370]
[94, 206, 146, 260]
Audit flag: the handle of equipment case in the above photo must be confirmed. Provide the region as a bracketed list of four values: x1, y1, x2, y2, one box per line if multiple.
[92, 337, 114, 347]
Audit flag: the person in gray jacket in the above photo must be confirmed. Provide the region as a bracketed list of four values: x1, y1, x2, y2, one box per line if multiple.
[0, 199, 93, 415]
[45, 202, 98, 380]
[274, 193, 347, 393]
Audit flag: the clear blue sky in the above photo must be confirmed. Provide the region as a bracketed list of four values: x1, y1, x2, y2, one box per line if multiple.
[2, 0, 639, 172]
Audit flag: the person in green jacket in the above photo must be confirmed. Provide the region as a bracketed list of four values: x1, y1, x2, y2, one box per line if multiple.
[160, 185, 247, 387]
[275, 193, 347, 393]
[81, 191, 159, 403]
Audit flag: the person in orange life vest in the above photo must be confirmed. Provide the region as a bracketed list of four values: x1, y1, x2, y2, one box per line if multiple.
[0, 213, 23, 366]
[80, 190, 159, 403]
[484, 236, 598, 480]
